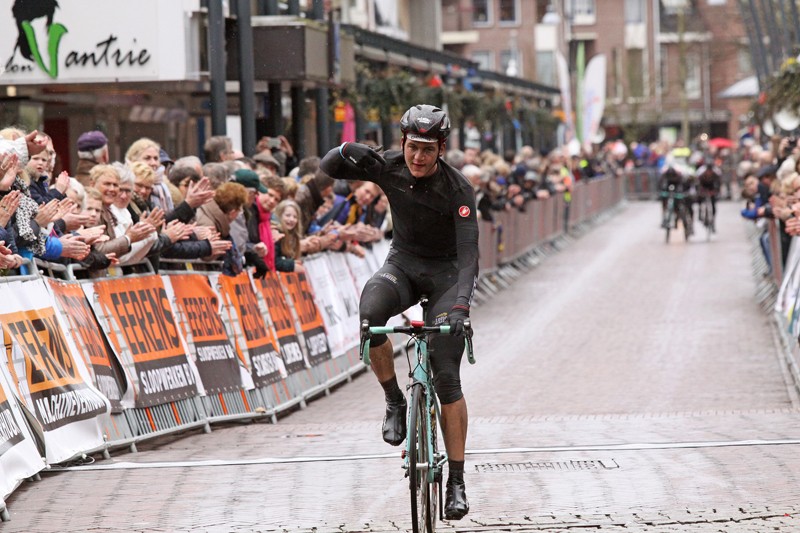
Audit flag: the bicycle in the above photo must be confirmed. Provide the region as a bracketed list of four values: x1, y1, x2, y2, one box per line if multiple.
[660, 185, 691, 243]
[359, 297, 475, 533]
[697, 192, 715, 241]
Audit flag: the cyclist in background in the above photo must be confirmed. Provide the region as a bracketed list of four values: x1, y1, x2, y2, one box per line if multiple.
[695, 161, 722, 232]
[658, 165, 692, 230]
[320, 104, 479, 521]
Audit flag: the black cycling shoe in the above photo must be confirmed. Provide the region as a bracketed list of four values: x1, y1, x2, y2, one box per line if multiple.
[444, 478, 469, 520]
[382, 397, 406, 446]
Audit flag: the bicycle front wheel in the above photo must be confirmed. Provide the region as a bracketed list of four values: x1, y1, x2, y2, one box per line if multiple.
[408, 384, 437, 532]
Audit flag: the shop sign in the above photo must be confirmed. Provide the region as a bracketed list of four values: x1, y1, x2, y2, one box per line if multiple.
[0, 0, 197, 85]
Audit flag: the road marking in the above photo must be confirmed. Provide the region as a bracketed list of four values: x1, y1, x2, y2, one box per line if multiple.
[49, 437, 800, 472]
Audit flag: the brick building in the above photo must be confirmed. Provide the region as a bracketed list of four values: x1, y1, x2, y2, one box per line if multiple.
[440, 0, 753, 143]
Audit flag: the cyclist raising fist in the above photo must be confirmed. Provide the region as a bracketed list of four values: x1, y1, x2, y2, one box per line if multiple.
[320, 104, 479, 521]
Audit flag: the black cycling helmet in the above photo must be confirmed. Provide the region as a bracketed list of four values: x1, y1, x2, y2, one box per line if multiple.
[400, 104, 451, 143]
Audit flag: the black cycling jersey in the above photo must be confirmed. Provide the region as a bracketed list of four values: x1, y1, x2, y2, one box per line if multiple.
[320, 149, 480, 309]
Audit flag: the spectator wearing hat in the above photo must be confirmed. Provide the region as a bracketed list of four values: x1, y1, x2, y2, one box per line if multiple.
[229, 168, 268, 274]
[245, 175, 287, 277]
[253, 150, 281, 177]
[75, 130, 109, 186]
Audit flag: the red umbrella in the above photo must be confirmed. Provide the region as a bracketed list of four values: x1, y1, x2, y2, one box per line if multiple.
[708, 137, 734, 149]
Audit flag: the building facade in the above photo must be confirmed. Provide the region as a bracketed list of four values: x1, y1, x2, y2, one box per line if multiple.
[440, 0, 753, 143]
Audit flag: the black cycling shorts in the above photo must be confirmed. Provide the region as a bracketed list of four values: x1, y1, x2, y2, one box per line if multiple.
[360, 249, 465, 404]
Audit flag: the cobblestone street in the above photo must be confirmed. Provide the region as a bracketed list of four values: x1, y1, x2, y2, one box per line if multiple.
[5, 201, 800, 532]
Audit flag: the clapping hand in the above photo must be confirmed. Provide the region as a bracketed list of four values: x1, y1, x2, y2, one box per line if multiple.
[59, 234, 91, 261]
[35, 199, 60, 227]
[53, 171, 70, 194]
[0, 153, 19, 190]
[0, 191, 21, 226]
[184, 177, 215, 209]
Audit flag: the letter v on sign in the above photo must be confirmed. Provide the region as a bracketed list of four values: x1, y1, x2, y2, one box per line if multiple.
[22, 21, 68, 79]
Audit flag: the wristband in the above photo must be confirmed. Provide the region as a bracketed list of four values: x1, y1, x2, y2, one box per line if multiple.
[338, 142, 349, 160]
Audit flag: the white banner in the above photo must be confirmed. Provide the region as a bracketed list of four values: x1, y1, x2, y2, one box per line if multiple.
[0, 330, 46, 501]
[0, 280, 109, 464]
[303, 256, 351, 358]
[581, 54, 606, 148]
[0, 0, 198, 84]
[556, 51, 575, 144]
[777, 238, 800, 339]
[325, 253, 361, 354]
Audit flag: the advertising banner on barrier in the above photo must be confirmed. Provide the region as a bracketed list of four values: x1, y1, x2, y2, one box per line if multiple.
[281, 271, 332, 366]
[346, 252, 373, 297]
[46, 279, 129, 413]
[91, 275, 199, 408]
[0, 349, 46, 500]
[256, 272, 307, 374]
[0, 280, 108, 463]
[166, 274, 243, 394]
[303, 254, 359, 358]
[218, 272, 286, 387]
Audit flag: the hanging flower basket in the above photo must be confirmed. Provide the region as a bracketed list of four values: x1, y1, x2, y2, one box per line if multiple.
[764, 57, 800, 115]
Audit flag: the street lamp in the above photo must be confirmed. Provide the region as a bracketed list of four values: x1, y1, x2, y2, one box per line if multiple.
[662, 0, 690, 144]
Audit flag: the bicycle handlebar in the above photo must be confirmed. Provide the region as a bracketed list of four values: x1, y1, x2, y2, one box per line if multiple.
[359, 320, 475, 366]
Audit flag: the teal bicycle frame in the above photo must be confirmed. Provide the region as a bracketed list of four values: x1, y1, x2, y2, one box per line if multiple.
[359, 303, 474, 532]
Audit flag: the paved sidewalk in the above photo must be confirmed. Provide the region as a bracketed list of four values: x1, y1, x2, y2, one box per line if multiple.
[5, 202, 800, 532]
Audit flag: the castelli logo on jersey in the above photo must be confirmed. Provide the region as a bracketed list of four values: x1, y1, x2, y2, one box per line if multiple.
[458, 206, 470, 217]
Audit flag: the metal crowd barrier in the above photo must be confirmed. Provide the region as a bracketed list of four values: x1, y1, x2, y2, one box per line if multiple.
[622, 168, 660, 200]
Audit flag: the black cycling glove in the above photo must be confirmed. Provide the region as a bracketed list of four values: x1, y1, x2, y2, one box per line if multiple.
[448, 305, 470, 337]
[340, 142, 386, 171]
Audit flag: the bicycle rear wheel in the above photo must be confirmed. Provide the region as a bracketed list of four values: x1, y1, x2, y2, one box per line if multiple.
[408, 384, 436, 532]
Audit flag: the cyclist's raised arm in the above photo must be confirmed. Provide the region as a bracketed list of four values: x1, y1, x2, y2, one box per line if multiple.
[320, 142, 385, 182]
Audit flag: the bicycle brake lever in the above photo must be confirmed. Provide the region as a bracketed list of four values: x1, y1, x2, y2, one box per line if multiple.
[464, 321, 475, 364]
[359, 320, 371, 363]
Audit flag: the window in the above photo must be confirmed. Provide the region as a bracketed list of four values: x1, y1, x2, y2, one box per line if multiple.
[499, 0, 519, 24]
[570, 0, 595, 17]
[627, 48, 645, 97]
[536, 50, 556, 86]
[685, 52, 701, 99]
[472, 51, 493, 71]
[625, 0, 645, 23]
[738, 47, 753, 75]
[500, 49, 522, 76]
[472, 0, 491, 25]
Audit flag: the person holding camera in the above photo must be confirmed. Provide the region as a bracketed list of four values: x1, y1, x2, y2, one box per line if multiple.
[256, 135, 297, 177]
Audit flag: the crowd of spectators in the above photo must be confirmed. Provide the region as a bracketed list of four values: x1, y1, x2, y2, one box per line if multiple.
[0, 125, 618, 279]
[734, 134, 800, 275]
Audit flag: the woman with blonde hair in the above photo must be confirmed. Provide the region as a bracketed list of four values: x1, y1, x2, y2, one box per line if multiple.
[273, 199, 304, 273]
[125, 137, 173, 212]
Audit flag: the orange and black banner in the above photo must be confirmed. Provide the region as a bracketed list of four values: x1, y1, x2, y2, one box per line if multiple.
[218, 272, 283, 387]
[280, 271, 332, 366]
[1, 308, 106, 431]
[93, 275, 198, 408]
[47, 279, 127, 413]
[0, 380, 23, 456]
[168, 275, 243, 394]
[256, 272, 306, 374]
